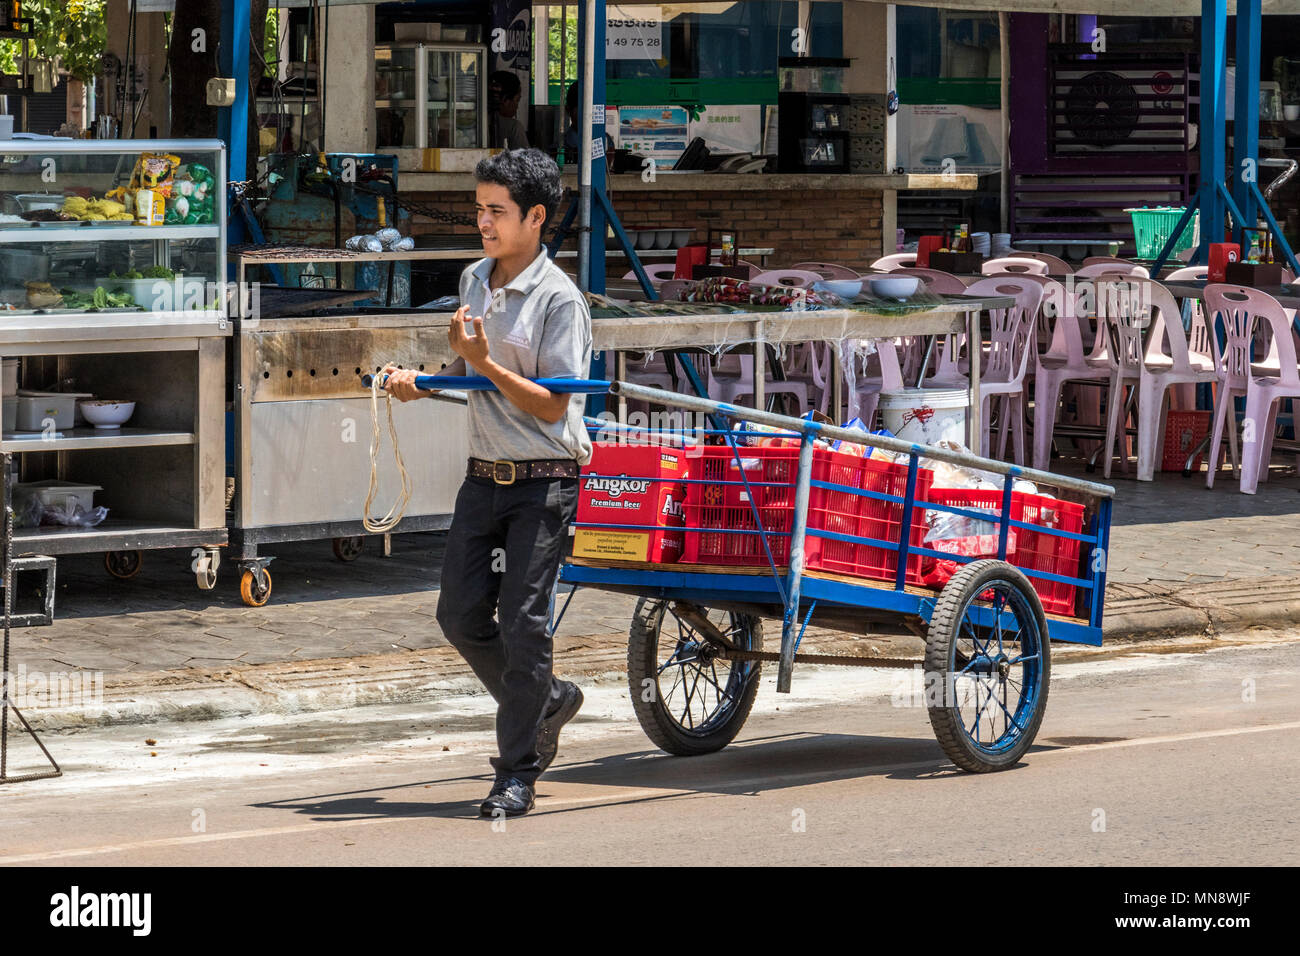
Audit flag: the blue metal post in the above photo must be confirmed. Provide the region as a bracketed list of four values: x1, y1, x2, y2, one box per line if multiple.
[219, 0, 252, 245]
[1233, 0, 1261, 242]
[778, 435, 816, 693]
[576, 0, 608, 294]
[1200, 0, 1228, 256]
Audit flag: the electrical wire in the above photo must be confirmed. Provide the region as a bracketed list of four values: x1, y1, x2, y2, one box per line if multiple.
[362, 368, 412, 533]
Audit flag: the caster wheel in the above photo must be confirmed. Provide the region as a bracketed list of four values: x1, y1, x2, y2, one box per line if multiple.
[332, 536, 365, 562]
[196, 566, 218, 590]
[239, 568, 272, 607]
[105, 550, 143, 580]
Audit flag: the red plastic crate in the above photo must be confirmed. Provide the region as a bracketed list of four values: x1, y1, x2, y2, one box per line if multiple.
[681, 445, 932, 584]
[1162, 409, 1210, 472]
[921, 489, 1086, 615]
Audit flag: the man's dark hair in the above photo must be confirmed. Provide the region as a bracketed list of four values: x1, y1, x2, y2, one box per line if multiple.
[490, 69, 522, 100]
[474, 148, 563, 233]
[565, 80, 580, 115]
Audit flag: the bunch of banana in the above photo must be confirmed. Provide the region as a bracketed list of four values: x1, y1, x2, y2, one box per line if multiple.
[61, 195, 133, 221]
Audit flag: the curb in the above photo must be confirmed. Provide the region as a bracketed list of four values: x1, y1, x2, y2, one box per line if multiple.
[15, 579, 1299, 732]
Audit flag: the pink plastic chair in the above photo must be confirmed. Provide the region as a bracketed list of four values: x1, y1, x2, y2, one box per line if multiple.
[1096, 278, 1219, 480]
[931, 276, 1043, 462]
[751, 269, 825, 289]
[1075, 262, 1150, 279]
[1083, 255, 1143, 269]
[707, 348, 809, 412]
[790, 261, 861, 280]
[622, 264, 679, 285]
[1010, 251, 1074, 275]
[1202, 285, 1300, 493]
[1030, 279, 1110, 471]
[891, 267, 968, 295]
[657, 279, 690, 300]
[870, 253, 917, 271]
[1166, 265, 1211, 411]
[981, 256, 1049, 276]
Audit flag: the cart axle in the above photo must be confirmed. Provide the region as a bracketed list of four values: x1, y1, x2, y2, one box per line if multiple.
[722, 649, 921, 669]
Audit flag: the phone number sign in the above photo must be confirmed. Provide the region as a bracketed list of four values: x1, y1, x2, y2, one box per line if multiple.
[607, 9, 662, 60]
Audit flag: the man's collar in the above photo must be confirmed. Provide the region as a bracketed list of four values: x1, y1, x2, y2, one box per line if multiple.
[471, 248, 551, 295]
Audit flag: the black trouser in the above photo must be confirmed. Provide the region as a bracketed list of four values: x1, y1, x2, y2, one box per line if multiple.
[435, 473, 579, 786]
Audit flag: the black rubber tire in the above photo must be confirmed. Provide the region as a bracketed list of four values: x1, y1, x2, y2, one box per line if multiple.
[104, 550, 143, 580]
[627, 598, 763, 756]
[332, 536, 365, 561]
[925, 559, 1050, 773]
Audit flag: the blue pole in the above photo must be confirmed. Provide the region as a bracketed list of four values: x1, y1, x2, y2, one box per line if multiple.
[219, 0, 252, 245]
[1199, 0, 1228, 257]
[575, 0, 608, 295]
[1232, 0, 1261, 243]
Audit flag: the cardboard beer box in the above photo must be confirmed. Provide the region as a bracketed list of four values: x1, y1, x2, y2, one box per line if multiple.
[573, 444, 688, 563]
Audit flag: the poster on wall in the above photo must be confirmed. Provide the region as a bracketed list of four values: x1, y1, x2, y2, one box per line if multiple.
[688, 105, 762, 155]
[490, 0, 531, 114]
[617, 106, 690, 167]
[607, 5, 664, 61]
[896, 104, 1002, 175]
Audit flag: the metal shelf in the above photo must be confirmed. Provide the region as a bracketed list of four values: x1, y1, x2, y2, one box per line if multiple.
[0, 224, 219, 243]
[1, 427, 196, 453]
[10, 520, 225, 557]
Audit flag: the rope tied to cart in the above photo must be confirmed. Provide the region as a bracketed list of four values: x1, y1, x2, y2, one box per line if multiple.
[362, 368, 413, 533]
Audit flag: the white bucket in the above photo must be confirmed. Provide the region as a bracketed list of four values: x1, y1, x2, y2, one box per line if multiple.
[878, 388, 968, 447]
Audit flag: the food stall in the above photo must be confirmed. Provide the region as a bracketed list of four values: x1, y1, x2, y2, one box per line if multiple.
[0, 139, 228, 593]
[227, 245, 478, 606]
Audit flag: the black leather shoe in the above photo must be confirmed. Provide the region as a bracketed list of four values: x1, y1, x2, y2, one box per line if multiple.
[479, 776, 535, 817]
[536, 681, 584, 773]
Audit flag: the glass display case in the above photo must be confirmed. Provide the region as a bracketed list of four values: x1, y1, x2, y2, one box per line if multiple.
[376, 42, 486, 149]
[0, 138, 225, 313]
[0, 140, 229, 585]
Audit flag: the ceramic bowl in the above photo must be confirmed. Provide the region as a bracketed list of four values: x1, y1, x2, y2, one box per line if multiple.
[78, 399, 135, 429]
[866, 275, 920, 300]
[816, 279, 863, 299]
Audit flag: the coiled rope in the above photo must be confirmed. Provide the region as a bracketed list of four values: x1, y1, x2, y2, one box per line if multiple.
[363, 370, 412, 533]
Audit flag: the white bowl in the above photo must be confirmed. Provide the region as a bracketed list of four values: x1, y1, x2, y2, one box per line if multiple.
[78, 400, 135, 429]
[816, 279, 863, 299]
[867, 275, 920, 300]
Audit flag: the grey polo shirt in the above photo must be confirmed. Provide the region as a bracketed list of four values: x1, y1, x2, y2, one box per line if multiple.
[457, 249, 593, 466]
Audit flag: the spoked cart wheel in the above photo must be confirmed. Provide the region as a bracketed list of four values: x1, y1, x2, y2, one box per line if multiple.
[104, 550, 143, 580]
[332, 536, 365, 561]
[924, 560, 1051, 773]
[627, 598, 763, 756]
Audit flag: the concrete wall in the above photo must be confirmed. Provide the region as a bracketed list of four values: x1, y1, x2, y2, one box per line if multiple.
[322, 4, 376, 153]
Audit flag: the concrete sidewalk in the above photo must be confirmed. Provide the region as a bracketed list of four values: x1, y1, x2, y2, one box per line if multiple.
[8, 462, 1300, 729]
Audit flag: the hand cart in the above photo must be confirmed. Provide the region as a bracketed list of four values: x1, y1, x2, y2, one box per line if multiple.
[395, 373, 1116, 773]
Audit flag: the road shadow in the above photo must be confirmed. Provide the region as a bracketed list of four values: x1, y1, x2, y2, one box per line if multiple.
[251, 730, 1061, 823]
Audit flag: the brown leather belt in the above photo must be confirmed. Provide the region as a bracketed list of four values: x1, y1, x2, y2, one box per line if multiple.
[468, 457, 579, 485]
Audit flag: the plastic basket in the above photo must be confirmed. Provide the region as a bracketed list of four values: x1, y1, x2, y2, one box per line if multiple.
[1127, 206, 1199, 260]
[922, 489, 1086, 616]
[1161, 409, 1211, 472]
[681, 445, 932, 584]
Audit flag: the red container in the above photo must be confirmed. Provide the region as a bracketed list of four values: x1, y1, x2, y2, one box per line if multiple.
[1208, 243, 1240, 283]
[680, 445, 933, 584]
[921, 489, 1086, 615]
[574, 443, 689, 563]
[916, 235, 945, 269]
[1162, 409, 1210, 472]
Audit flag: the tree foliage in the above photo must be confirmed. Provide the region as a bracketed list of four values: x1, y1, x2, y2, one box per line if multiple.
[0, 1, 108, 83]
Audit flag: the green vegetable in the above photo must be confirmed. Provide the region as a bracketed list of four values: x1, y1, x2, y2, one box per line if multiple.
[92, 286, 107, 309]
[141, 265, 175, 279]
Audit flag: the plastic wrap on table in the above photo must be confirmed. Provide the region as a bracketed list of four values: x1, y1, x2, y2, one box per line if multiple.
[39, 502, 109, 528]
[678, 276, 845, 310]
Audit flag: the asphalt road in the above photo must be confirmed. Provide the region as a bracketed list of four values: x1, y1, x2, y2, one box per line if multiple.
[0, 639, 1296, 866]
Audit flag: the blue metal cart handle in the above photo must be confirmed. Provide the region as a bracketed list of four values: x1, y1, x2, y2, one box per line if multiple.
[361, 372, 612, 393]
